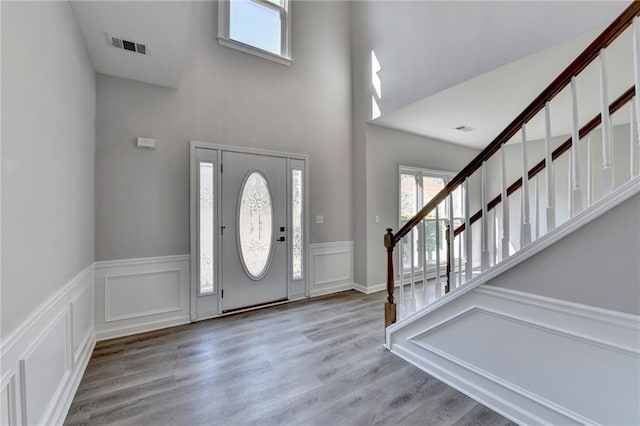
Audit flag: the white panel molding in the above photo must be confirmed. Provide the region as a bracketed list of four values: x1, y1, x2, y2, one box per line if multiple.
[104, 269, 182, 322]
[388, 286, 640, 425]
[309, 241, 354, 297]
[387, 177, 640, 335]
[94, 255, 190, 342]
[0, 264, 95, 426]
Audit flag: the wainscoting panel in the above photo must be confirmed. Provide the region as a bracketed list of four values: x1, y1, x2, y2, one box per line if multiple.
[388, 285, 640, 425]
[0, 264, 95, 426]
[19, 312, 69, 425]
[309, 241, 354, 297]
[71, 284, 93, 364]
[94, 255, 190, 341]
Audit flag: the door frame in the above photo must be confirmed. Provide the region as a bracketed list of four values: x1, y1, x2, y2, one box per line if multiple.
[189, 140, 310, 321]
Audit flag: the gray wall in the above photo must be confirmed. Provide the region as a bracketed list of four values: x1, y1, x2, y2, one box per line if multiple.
[487, 192, 640, 315]
[364, 124, 479, 287]
[1, 1, 96, 336]
[95, 1, 352, 260]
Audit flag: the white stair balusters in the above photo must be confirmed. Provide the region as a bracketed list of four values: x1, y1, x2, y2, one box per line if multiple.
[398, 236, 404, 319]
[631, 99, 638, 178]
[501, 145, 510, 260]
[409, 229, 416, 313]
[448, 192, 456, 290]
[534, 174, 540, 240]
[600, 49, 614, 195]
[422, 220, 428, 306]
[544, 102, 556, 231]
[570, 76, 583, 216]
[464, 178, 472, 281]
[481, 161, 490, 271]
[435, 206, 442, 298]
[633, 18, 640, 174]
[521, 125, 532, 247]
[587, 134, 594, 207]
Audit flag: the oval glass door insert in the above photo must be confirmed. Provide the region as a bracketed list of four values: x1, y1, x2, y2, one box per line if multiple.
[238, 171, 274, 279]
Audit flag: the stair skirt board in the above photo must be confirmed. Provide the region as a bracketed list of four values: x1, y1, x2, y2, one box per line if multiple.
[388, 286, 640, 425]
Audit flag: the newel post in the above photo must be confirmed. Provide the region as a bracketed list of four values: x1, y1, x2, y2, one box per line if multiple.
[384, 228, 397, 328]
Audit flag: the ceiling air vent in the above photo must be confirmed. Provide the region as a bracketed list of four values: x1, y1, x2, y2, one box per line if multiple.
[106, 33, 149, 56]
[454, 125, 475, 132]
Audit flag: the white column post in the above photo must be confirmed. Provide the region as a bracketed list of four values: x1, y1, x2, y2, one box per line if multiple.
[570, 76, 583, 215]
[544, 102, 556, 231]
[501, 145, 510, 260]
[481, 161, 490, 271]
[464, 178, 472, 281]
[521, 125, 532, 247]
[600, 49, 614, 195]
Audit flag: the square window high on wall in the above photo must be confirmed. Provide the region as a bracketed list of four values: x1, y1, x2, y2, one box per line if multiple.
[218, 0, 292, 66]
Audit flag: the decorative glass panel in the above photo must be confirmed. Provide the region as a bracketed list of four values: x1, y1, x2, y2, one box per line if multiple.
[238, 172, 274, 279]
[230, 0, 282, 55]
[199, 162, 214, 295]
[292, 169, 303, 280]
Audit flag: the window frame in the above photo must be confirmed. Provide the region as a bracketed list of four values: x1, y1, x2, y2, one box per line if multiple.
[218, 0, 292, 66]
[398, 166, 464, 275]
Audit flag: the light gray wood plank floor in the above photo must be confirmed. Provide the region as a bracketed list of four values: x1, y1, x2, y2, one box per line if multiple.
[65, 290, 516, 426]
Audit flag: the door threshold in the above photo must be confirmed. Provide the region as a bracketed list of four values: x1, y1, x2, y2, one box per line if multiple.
[221, 297, 290, 315]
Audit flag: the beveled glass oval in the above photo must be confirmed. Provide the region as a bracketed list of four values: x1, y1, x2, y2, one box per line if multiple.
[238, 171, 274, 279]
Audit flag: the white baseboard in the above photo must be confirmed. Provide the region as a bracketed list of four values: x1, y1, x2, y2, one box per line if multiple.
[0, 264, 95, 426]
[95, 315, 190, 342]
[94, 255, 190, 342]
[353, 282, 388, 294]
[388, 285, 640, 425]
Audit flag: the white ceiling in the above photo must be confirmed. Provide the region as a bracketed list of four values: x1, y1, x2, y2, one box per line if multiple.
[374, 25, 636, 149]
[70, 1, 196, 89]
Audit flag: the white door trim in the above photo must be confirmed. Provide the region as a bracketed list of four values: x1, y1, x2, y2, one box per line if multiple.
[189, 141, 310, 321]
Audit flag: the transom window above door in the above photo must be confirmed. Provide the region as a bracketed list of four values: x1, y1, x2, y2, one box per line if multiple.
[218, 0, 292, 66]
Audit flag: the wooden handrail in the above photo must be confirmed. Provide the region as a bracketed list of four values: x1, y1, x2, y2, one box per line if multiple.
[391, 1, 640, 247]
[384, 1, 640, 328]
[453, 85, 635, 237]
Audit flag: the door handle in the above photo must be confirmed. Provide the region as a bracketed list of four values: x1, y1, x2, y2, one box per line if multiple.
[278, 236, 286, 242]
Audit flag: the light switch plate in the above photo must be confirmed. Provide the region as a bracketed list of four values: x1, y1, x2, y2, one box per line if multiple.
[315, 215, 324, 224]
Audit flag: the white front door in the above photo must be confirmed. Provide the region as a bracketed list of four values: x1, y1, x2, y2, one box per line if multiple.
[220, 151, 288, 312]
[191, 143, 308, 320]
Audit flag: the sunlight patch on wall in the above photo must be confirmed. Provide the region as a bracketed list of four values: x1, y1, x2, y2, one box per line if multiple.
[371, 50, 382, 119]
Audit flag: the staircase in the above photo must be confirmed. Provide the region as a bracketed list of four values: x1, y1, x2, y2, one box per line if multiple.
[383, 3, 640, 424]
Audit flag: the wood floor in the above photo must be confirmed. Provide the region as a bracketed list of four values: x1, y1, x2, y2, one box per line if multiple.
[65, 290, 516, 426]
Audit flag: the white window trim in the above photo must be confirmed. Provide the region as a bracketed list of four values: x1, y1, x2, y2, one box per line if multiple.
[217, 0, 292, 66]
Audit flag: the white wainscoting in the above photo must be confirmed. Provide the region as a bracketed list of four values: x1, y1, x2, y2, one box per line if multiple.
[309, 241, 354, 297]
[94, 255, 190, 341]
[0, 265, 94, 426]
[387, 285, 640, 425]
